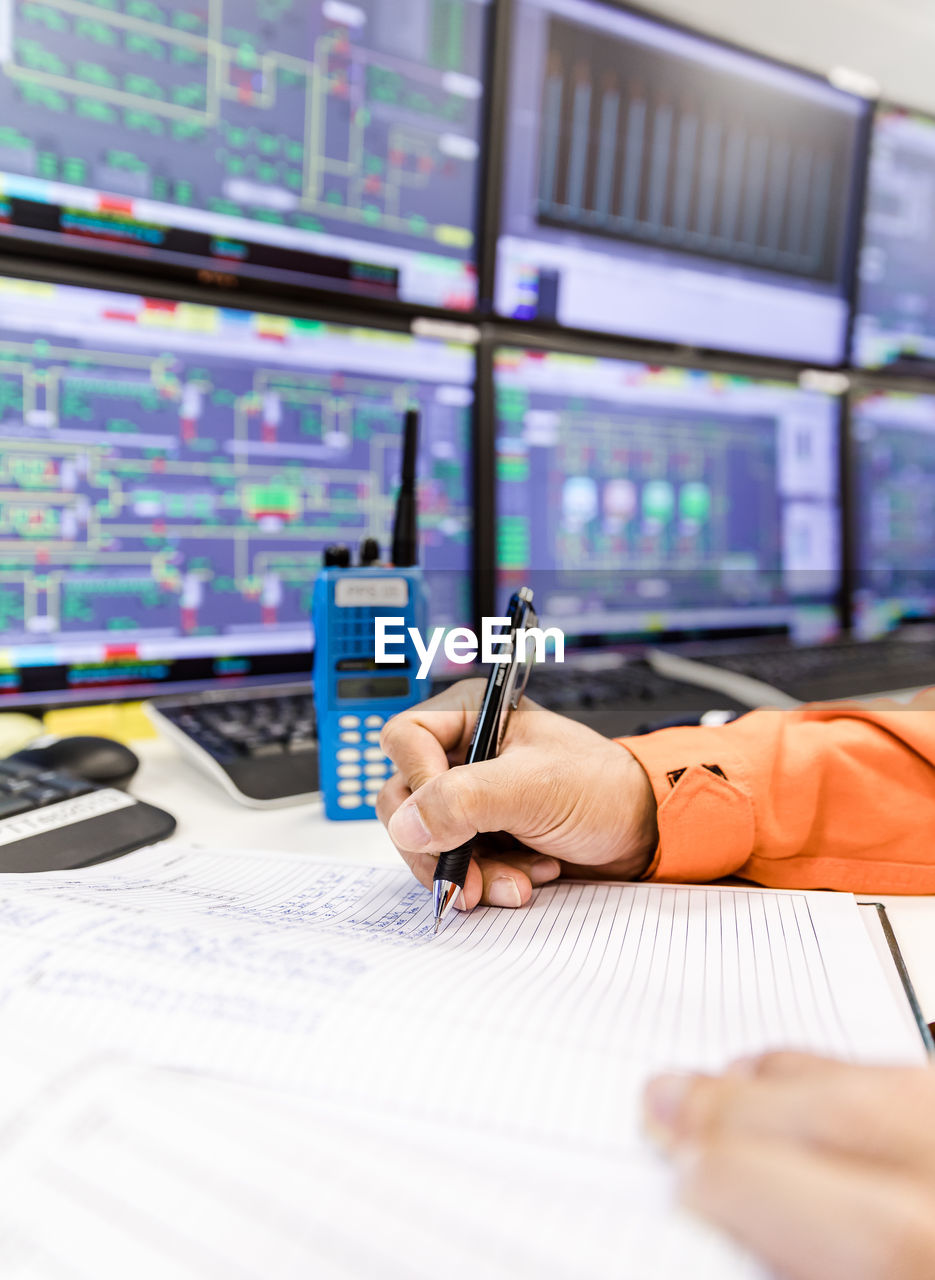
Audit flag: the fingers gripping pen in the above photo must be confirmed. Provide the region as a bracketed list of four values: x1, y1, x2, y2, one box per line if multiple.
[432, 587, 537, 934]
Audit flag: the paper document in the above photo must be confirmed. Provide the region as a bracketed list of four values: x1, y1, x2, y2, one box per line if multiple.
[0, 1042, 765, 1280]
[0, 844, 925, 1278]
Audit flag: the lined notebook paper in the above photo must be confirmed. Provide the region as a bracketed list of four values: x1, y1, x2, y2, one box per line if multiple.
[0, 844, 925, 1278]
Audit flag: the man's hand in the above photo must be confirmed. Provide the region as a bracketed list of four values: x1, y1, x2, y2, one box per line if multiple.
[376, 679, 658, 910]
[643, 1052, 935, 1280]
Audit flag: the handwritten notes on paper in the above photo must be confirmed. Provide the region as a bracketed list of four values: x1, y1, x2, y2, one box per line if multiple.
[0, 843, 925, 1278]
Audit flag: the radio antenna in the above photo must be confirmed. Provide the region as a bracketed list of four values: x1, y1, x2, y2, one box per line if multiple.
[391, 407, 419, 567]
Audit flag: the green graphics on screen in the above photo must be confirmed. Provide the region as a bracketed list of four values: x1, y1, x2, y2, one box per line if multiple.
[679, 482, 712, 525]
[642, 479, 675, 525]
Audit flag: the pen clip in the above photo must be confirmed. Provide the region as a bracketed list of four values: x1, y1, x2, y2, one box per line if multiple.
[493, 593, 537, 750]
[510, 604, 538, 708]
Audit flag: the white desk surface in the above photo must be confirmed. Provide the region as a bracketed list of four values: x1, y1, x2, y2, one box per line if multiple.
[130, 736, 935, 1027]
[132, 736, 399, 864]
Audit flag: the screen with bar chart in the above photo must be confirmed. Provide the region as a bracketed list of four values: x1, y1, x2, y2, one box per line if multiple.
[0, 276, 474, 701]
[0, 0, 490, 311]
[850, 389, 935, 637]
[495, 0, 870, 363]
[852, 107, 935, 372]
[494, 346, 842, 643]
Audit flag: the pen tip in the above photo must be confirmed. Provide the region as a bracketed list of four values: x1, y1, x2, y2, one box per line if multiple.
[433, 917, 440, 936]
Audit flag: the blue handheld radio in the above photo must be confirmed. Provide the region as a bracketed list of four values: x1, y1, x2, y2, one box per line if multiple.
[312, 410, 431, 820]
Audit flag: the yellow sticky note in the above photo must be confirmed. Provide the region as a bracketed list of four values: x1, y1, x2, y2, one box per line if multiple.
[44, 701, 159, 745]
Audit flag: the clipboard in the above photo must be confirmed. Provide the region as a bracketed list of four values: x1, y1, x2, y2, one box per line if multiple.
[859, 902, 935, 1054]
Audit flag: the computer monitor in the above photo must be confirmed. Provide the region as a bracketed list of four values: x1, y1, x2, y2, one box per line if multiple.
[849, 388, 935, 638]
[0, 0, 491, 311]
[852, 106, 935, 372]
[493, 0, 870, 363]
[0, 275, 475, 705]
[493, 344, 843, 645]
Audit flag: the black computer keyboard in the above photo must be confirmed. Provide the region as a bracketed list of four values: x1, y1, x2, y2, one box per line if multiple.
[0, 759, 176, 873]
[146, 683, 320, 807]
[701, 637, 935, 703]
[528, 656, 751, 737]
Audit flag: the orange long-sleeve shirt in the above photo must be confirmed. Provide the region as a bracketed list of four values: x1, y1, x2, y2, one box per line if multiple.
[620, 689, 935, 895]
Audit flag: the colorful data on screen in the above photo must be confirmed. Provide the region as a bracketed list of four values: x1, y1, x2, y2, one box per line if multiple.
[494, 346, 842, 643]
[0, 276, 474, 696]
[0, 0, 489, 309]
[850, 388, 935, 637]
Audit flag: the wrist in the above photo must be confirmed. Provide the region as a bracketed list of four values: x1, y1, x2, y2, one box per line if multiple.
[611, 743, 659, 878]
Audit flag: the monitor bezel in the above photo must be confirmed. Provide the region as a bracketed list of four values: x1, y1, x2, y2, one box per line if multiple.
[478, 321, 850, 646]
[479, 0, 875, 370]
[0, 254, 481, 710]
[0, 1, 498, 326]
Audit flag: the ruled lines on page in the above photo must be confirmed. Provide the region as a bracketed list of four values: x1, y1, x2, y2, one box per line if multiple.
[303, 878, 927, 1153]
[0, 847, 922, 1121]
[0, 845, 924, 1280]
[0, 839, 922, 1111]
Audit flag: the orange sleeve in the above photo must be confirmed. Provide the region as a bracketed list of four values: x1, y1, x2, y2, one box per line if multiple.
[619, 688, 935, 895]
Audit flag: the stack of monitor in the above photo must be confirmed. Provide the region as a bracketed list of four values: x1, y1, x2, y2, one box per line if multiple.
[0, 0, 929, 705]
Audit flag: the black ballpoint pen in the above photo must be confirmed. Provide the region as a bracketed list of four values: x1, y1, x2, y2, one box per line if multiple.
[432, 586, 538, 934]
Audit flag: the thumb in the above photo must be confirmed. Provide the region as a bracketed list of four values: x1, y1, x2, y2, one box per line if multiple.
[387, 754, 535, 853]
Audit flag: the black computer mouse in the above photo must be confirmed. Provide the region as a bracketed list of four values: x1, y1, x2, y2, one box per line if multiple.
[10, 736, 141, 790]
